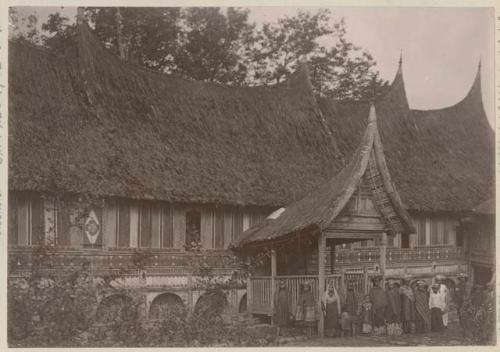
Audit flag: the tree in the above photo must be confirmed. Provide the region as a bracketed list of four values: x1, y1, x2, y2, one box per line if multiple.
[8, 8, 43, 44]
[10, 6, 387, 99]
[173, 7, 254, 84]
[85, 7, 181, 69]
[247, 10, 388, 99]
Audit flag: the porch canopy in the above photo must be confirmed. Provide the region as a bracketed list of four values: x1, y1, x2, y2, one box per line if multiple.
[234, 104, 414, 250]
[233, 104, 415, 335]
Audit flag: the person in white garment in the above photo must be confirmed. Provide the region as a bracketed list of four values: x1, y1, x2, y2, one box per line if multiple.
[434, 274, 449, 328]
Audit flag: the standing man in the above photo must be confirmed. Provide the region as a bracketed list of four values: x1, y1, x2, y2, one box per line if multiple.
[429, 283, 445, 332]
[369, 275, 388, 335]
[435, 274, 450, 329]
[454, 273, 468, 328]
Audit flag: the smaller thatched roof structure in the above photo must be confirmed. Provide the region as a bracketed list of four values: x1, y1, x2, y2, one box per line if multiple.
[234, 104, 415, 248]
[473, 198, 495, 215]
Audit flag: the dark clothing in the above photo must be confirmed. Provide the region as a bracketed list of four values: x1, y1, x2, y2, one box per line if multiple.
[414, 289, 431, 333]
[274, 288, 290, 327]
[298, 290, 317, 327]
[430, 307, 444, 332]
[386, 287, 401, 323]
[369, 287, 387, 327]
[455, 282, 466, 308]
[344, 289, 358, 316]
[324, 301, 340, 337]
[455, 281, 468, 327]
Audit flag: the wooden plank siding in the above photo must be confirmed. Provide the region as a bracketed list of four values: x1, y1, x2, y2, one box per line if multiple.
[103, 200, 117, 248]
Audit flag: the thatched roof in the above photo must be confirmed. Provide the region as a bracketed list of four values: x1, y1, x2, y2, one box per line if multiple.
[235, 105, 415, 248]
[473, 198, 495, 215]
[9, 23, 342, 206]
[319, 61, 494, 213]
[9, 23, 493, 214]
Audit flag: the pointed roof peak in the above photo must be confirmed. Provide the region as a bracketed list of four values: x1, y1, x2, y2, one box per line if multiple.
[396, 50, 403, 76]
[368, 103, 377, 124]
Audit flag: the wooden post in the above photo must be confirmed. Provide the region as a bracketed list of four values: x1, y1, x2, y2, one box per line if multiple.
[380, 232, 387, 288]
[246, 256, 253, 315]
[270, 249, 277, 324]
[318, 233, 326, 337]
[363, 265, 368, 294]
[340, 268, 345, 297]
[187, 272, 194, 313]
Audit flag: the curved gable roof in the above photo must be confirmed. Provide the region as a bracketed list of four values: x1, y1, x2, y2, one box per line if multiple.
[9, 23, 342, 206]
[319, 60, 494, 212]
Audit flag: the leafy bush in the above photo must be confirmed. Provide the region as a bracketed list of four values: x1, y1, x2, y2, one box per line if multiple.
[461, 289, 496, 345]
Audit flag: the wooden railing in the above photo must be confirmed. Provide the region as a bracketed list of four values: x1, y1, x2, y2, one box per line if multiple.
[249, 272, 377, 315]
[334, 245, 465, 267]
[7, 246, 241, 278]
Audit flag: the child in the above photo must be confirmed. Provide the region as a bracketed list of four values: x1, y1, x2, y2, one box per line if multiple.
[359, 295, 373, 334]
[340, 311, 352, 337]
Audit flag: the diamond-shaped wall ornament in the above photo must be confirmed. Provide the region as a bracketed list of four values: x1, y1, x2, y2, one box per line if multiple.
[84, 210, 101, 244]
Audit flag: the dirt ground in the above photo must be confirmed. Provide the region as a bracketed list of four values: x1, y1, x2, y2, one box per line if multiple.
[285, 311, 475, 346]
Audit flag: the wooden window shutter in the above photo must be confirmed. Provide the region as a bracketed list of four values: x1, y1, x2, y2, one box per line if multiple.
[233, 210, 243, 240]
[161, 206, 174, 248]
[31, 196, 44, 245]
[118, 202, 130, 247]
[140, 204, 152, 248]
[214, 209, 224, 249]
[8, 194, 18, 246]
[56, 201, 71, 246]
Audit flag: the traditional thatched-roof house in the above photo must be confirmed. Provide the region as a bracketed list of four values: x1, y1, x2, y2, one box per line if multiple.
[8, 21, 493, 321]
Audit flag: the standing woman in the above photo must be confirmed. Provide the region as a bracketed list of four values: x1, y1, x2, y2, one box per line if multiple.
[399, 277, 416, 334]
[297, 281, 318, 337]
[274, 279, 290, 337]
[385, 280, 401, 335]
[414, 280, 431, 333]
[321, 282, 341, 337]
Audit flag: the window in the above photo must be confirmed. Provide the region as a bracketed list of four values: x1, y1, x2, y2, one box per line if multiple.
[185, 210, 201, 247]
[213, 209, 224, 249]
[430, 217, 438, 245]
[117, 202, 130, 247]
[161, 206, 174, 248]
[417, 217, 426, 246]
[233, 211, 243, 240]
[8, 194, 44, 246]
[139, 204, 152, 248]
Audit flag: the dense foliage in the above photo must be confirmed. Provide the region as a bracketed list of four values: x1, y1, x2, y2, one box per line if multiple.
[460, 288, 496, 345]
[7, 241, 273, 347]
[9, 7, 388, 100]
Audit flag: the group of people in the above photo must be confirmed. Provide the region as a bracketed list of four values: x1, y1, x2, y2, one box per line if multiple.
[273, 273, 471, 338]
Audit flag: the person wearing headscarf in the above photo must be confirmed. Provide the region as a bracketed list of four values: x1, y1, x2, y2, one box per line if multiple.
[274, 279, 290, 337]
[454, 273, 468, 328]
[429, 283, 445, 332]
[369, 276, 387, 335]
[399, 277, 415, 334]
[414, 280, 431, 333]
[297, 281, 318, 337]
[321, 282, 341, 337]
[385, 280, 401, 336]
[359, 294, 373, 334]
[343, 281, 358, 336]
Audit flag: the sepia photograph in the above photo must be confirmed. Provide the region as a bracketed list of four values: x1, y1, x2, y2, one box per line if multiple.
[5, 4, 496, 348]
